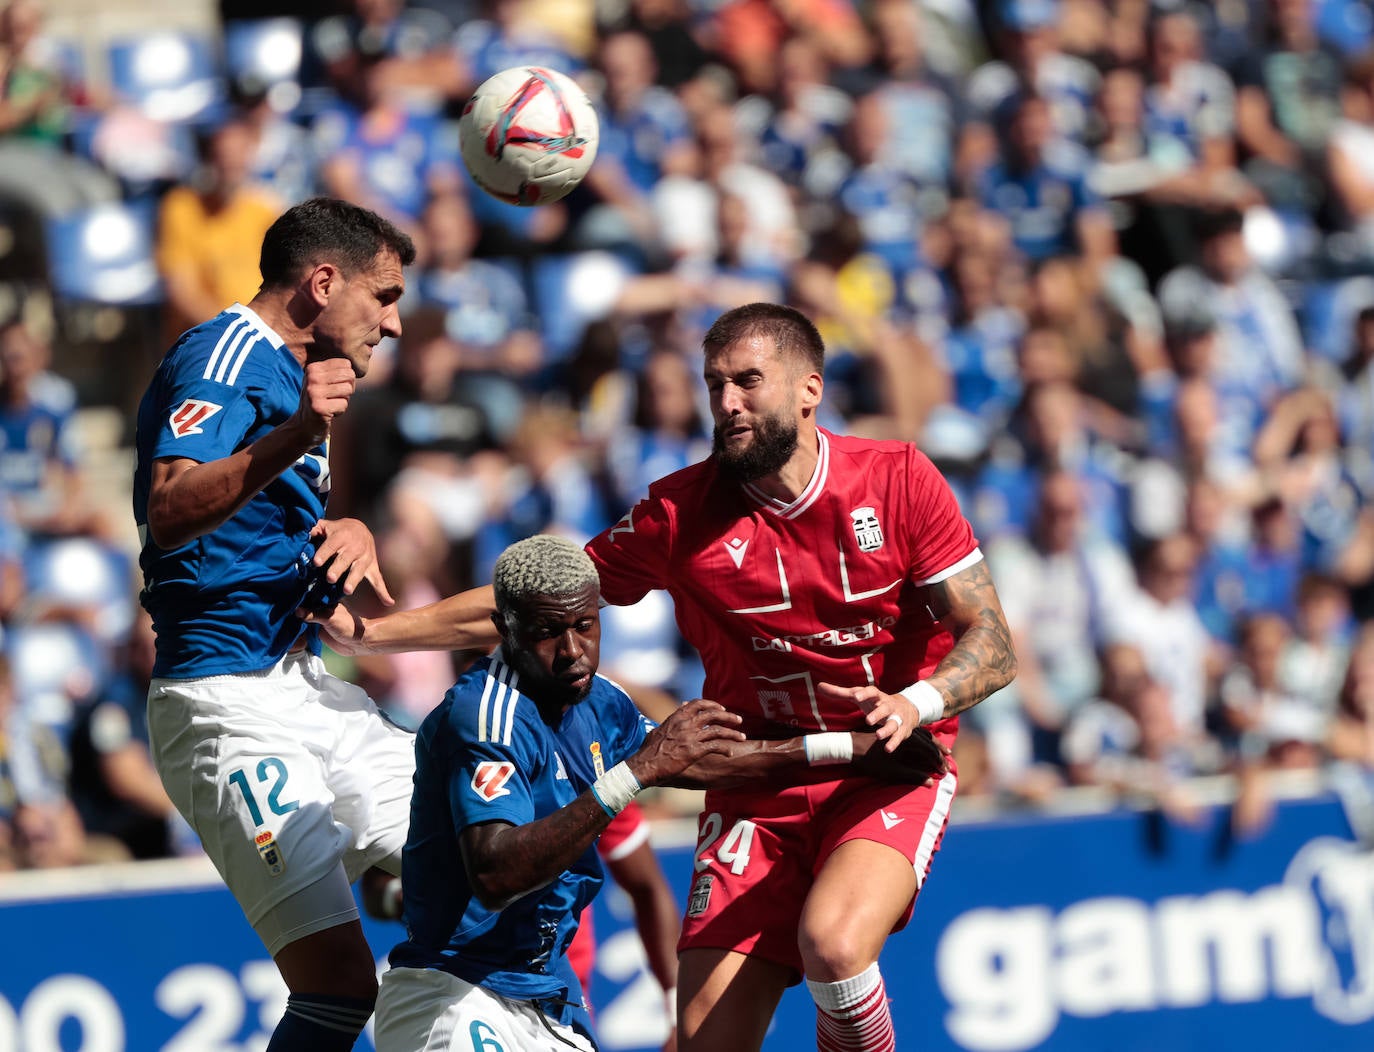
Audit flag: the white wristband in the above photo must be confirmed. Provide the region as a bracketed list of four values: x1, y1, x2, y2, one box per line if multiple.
[591, 761, 642, 817]
[803, 731, 854, 765]
[900, 680, 946, 725]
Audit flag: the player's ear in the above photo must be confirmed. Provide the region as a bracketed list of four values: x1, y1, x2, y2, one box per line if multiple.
[490, 610, 509, 645]
[306, 263, 341, 308]
[800, 370, 823, 413]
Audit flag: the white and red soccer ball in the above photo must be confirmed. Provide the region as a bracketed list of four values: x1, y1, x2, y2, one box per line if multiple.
[458, 66, 599, 207]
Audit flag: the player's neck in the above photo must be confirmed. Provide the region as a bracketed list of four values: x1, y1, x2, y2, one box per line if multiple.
[246, 291, 311, 366]
[751, 427, 820, 503]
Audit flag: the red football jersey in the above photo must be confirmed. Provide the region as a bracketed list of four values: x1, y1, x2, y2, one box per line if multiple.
[586, 429, 979, 735]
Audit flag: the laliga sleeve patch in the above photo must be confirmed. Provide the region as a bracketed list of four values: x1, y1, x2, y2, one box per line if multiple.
[471, 761, 516, 801]
[169, 398, 223, 437]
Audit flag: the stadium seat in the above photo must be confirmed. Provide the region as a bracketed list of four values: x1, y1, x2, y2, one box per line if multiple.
[224, 18, 304, 113]
[107, 31, 223, 125]
[530, 251, 634, 362]
[44, 200, 162, 306]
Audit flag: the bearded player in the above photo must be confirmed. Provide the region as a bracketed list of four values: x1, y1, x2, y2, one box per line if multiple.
[308, 302, 1015, 1051]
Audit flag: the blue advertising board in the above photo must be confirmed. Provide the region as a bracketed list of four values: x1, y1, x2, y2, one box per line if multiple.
[1, 792, 1371, 1051]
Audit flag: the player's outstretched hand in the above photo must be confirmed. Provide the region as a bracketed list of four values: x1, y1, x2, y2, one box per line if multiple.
[628, 699, 745, 786]
[851, 727, 949, 785]
[816, 681, 920, 752]
[308, 517, 395, 607]
[299, 595, 372, 655]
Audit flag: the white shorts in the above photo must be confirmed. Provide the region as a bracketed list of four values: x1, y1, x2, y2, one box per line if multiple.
[147, 651, 416, 954]
[375, 968, 596, 1052]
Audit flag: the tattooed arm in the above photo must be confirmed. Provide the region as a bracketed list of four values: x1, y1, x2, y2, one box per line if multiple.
[919, 558, 1018, 716]
[817, 558, 1017, 752]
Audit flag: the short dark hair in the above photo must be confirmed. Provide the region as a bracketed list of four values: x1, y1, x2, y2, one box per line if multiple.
[702, 302, 825, 373]
[258, 197, 416, 289]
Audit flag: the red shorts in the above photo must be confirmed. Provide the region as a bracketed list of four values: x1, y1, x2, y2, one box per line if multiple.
[677, 764, 958, 977]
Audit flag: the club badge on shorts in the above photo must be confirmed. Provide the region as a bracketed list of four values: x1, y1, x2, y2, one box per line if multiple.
[255, 830, 285, 876]
[590, 741, 606, 778]
[686, 874, 714, 917]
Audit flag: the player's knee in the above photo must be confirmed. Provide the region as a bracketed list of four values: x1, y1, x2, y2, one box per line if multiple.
[797, 923, 874, 983]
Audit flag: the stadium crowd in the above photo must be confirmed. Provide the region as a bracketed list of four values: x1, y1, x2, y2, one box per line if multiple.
[2, 0, 1374, 871]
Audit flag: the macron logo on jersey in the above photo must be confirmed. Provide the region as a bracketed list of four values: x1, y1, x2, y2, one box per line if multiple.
[168, 398, 222, 438]
[724, 537, 749, 568]
[471, 761, 516, 801]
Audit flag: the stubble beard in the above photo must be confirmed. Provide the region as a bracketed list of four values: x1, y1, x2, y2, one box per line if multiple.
[713, 411, 800, 482]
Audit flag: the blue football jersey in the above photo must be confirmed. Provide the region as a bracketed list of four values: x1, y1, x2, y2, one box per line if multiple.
[391, 650, 652, 1037]
[133, 304, 331, 678]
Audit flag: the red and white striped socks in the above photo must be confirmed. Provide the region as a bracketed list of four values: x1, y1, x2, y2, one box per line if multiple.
[806, 962, 896, 1052]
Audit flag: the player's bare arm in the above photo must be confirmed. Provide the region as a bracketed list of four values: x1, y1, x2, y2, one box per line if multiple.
[462, 701, 745, 909]
[922, 558, 1018, 714]
[304, 583, 501, 655]
[146, 358, 357, 549]
[816, 559, 1016, 751]
[663, 723, 950, 789]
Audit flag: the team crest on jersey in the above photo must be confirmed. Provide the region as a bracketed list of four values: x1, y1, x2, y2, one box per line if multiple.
[255, 830, 285, 876]
[757, 690, 795, 721]
[471, 761, 516, 801]
[850, 506, 884, 553]
[169, 398, 222, 437]
[686, 874, 714, 917]
[590, 741, 606, 778]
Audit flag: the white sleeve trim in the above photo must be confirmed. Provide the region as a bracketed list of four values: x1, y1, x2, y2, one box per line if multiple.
[601, 818, 651, 861]
[917, 547, 984, 586]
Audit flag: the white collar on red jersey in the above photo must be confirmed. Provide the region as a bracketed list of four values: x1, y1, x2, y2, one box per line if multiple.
[742, 428, 830, 520]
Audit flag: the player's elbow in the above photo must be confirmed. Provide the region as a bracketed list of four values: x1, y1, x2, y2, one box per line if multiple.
[468, 871, 522, 912]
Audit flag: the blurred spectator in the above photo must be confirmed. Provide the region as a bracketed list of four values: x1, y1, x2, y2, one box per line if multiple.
[312, 37, 461, 239]
[864, 0, 964, 189]
[455, 0, 581, 88]
[1281, 571, 1353, 716]
[1325, 304, 1374, 491]
[977, 90, 1116, 266]
[0, 651, 89, 869]
[1241, 494, 1304, 620]
[1253, 387, 1370, 575]
[576, 29, 694, 254]
[0, 319, 94, 538]
[750, 36, 850, 194]
[1220, 612, 1327, 769]
[1329, 620, 1374, 766]
[66, 608, 179, 860]
[967, 0, 1101, 146]
[1112, 533, 1215, 736]
[1233, 0, 1343, 214]
[985, 469, 1137, 751]
[614, 0, 711, 89]
[413, 192, 542, 399]
[602, 346, 709, 509]
[154, 118, 283, 341]
[1323, 48, 1374, 241]
[0, 0, 66, 144]
[1183, 473, 1252, 644]
[709, 0, 872, 96]
[309, 0, 466, 112]
[1157, 207, 1305, 443]
[1061, 641, 1204, 818]
[331, 305, 503, 539]
[227, 74, 314, 206]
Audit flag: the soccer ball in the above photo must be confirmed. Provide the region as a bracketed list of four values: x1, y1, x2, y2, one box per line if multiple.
[458, 66, 599, 207]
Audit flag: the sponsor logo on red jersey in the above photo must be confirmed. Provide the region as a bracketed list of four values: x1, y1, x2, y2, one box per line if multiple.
[169, 398, 223, 438]
[471, 761, 516, 801]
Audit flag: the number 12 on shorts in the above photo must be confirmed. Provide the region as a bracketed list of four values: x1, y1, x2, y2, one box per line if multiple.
[227, 758, 300, 826]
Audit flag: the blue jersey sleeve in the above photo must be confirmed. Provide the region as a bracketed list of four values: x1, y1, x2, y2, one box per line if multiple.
[149, 340, 266, 466]
[599, 680, 652, 768]
[448, 736, 540, 832]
